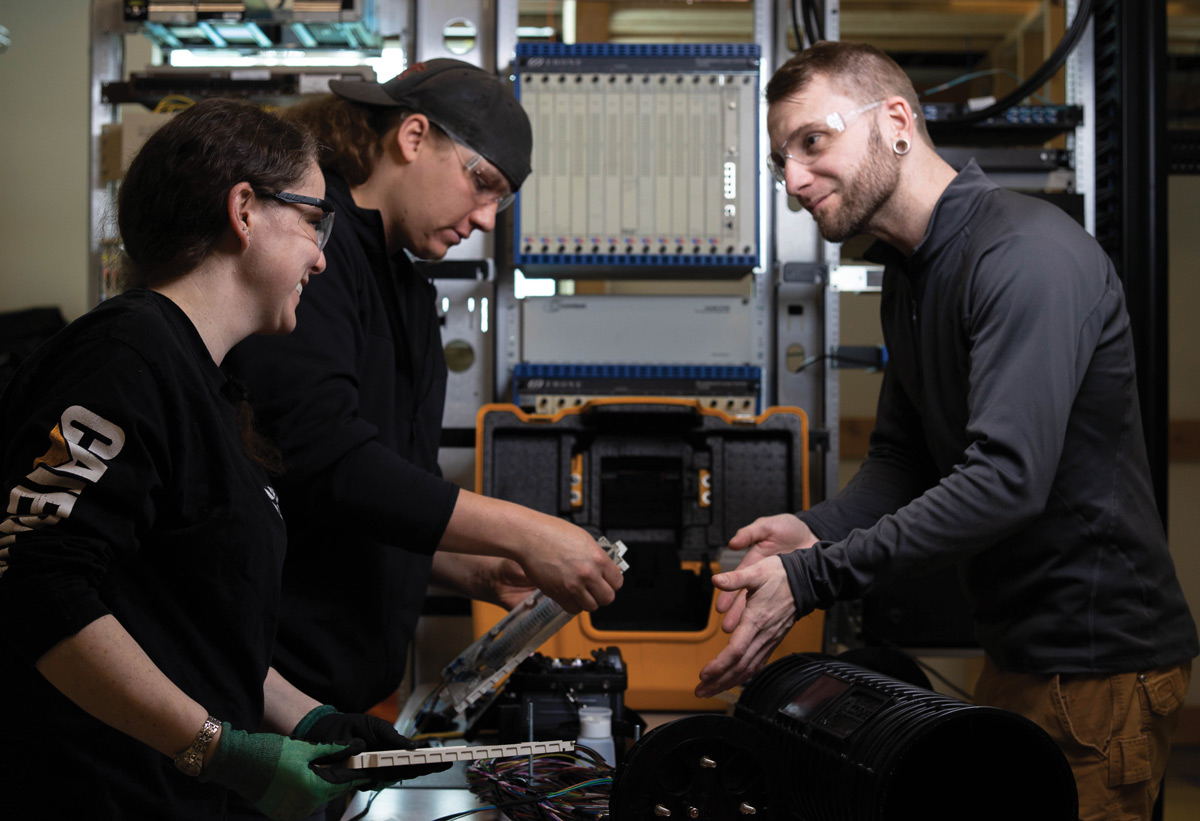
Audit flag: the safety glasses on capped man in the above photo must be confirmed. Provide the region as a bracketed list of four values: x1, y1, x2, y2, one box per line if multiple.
[428, 120, 517, 213]
[274, 192, 336, 251]
[766, 99, 884, 183]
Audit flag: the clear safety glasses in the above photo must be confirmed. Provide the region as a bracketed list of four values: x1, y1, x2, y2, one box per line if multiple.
[431, 121, 517, 213]
[766, 99, 884, 184]
[456, 147, 517, 213]
[274, 192, 336, 251]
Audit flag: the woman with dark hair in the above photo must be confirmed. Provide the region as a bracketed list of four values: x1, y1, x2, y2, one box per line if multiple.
[225, 61, 623, 726]
[0, 98, 432, 820]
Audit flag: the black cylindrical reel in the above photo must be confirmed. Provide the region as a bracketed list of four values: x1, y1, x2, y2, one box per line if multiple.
[734, 653, 1078, 821]
[609, 714, 784, 819]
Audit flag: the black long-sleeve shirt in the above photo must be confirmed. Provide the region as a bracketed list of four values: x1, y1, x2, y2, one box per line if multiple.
[226, 171, 459, 712]
[783, 161, 1197, 674]
[0, 290, 287, 818]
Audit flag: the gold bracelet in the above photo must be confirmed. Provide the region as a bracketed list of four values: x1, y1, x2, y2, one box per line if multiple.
[173, 715, 221, 777]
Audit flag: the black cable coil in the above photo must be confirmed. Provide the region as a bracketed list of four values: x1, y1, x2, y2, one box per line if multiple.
[733, 653, 1078, 821]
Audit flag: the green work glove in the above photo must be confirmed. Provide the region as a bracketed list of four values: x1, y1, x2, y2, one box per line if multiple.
[293, 705, 452, 790]
[199, 722, 369, 821]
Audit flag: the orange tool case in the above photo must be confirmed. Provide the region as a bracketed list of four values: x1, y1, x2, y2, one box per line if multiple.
[473, 398, 824, 711]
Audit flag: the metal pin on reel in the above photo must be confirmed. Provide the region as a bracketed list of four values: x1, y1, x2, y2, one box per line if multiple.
[609, 714, 782, 819]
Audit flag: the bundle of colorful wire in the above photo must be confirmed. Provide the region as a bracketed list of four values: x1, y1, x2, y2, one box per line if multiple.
[457, 747, 614, 821]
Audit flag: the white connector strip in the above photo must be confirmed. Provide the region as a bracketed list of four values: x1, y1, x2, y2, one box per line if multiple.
[344, 740, 576, 769]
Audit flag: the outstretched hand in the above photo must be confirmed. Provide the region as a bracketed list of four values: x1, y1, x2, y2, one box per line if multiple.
[695, 556, 797, 699]
[717, 514, 817, 633]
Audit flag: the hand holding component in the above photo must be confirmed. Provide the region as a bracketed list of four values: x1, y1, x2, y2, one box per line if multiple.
[718, 514, 818, 632]
[293, 706, 451, 788]
[199, 722, 367, 820]
[517, 515, 624, 614]
[695, 556, 798, 699]
[438, 491, 623, 614]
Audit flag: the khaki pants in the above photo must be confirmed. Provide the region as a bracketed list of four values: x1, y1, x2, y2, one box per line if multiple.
[975, 656, 1191, 821]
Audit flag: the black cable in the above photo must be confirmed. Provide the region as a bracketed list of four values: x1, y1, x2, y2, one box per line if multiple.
[937, 0, 1093, 125]
[802, 0, 825, 46]
[427, 771, 614, 821]
[343, 789, 381, 821]
[791, 351, 884, 373]
[789, 0, 805, 52]
[902, 654, 976, 702]
[426, 808, 486, 821]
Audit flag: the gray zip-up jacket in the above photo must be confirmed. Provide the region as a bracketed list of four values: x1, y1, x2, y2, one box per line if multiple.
[782, 161, 1197, 674]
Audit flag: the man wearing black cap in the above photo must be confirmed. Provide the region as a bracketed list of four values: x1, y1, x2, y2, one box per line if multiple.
[226, 60, 623, 764]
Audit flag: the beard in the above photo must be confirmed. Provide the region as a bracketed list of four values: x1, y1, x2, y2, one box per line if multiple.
[812, 123, 900, 243]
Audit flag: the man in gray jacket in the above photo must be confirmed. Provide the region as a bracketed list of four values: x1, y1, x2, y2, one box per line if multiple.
[696, 41, 1196, 821]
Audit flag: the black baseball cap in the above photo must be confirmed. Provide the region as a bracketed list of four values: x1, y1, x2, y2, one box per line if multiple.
[328, 59, 532, 190]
